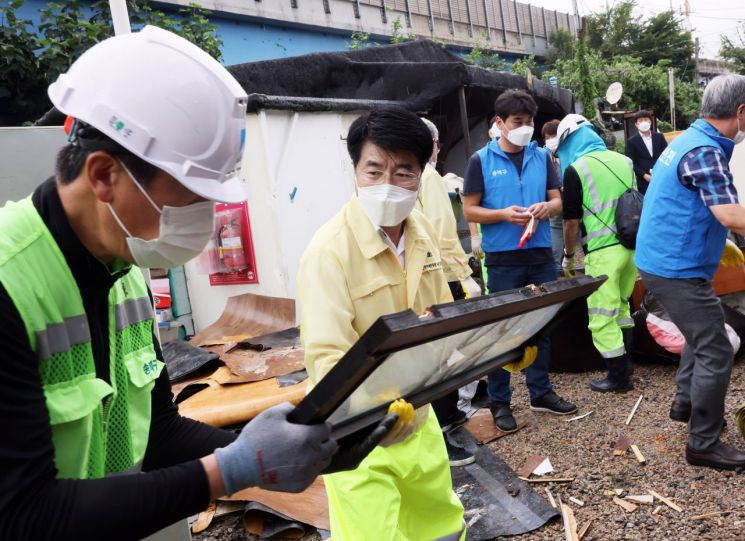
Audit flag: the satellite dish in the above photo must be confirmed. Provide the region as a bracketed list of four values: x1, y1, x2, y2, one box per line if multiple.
[606, 82, 623, 105]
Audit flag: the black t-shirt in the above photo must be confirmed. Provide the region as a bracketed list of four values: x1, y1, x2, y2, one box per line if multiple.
[463, 149, 560, 266]
[0, 179, 236, 540]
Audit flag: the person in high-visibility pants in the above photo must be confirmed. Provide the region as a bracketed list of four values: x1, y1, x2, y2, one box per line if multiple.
[555, 114, 637, 393]
[297, 107, 466, 541]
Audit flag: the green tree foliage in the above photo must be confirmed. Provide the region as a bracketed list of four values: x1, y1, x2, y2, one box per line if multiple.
[390, 16, 415, 45]
[720, 22, 745, 74]
[583, 0, 639, 59]
[0, 0, 222, 125]
[546, 29, 576, 66]
[463, 33, 508, 71]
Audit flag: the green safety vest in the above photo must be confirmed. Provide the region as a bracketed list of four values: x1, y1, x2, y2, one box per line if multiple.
[0, 197, 164, 479]
[571, 150, 636, 253]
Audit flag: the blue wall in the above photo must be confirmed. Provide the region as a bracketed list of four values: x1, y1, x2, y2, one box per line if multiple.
[13, 0, 379, 66]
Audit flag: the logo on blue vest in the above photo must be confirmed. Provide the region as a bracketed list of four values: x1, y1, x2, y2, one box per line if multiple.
[658, 147, 677, 167]
[491, 169, 508, 176]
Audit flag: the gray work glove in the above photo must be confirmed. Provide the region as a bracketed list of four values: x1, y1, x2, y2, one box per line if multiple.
[322, 413, 399, 474]
[214, 402, 337, 495]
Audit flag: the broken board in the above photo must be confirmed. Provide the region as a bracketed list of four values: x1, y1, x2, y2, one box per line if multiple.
[448, 429, 559, 539]
[178, 377, 307, 427]
[191, 293, 295, 347]
[464, 408, 528, 444]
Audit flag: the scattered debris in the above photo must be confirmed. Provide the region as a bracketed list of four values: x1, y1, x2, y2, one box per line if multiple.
[648, 489, 683, 512]
[545, 488, 557, 509]
[652, 505, 662, 515]
[558, 496, 579, 541]
[603, 490, 616, 499]
[613, 488, 625, 496]
[691, 511, 727, 521]
[613, 437, 632, 456]
[518, 455, 547, 478]
[625, 494, 654, 505]
[578, 519, 593, 540]
[533, 458, 554, 476]
[518, 476, 575, 483]
[192, 502, 217, 534]
[630, 444, 647, 464]
[613, 496, 638, 513]
[567, 411, 594, 422]
[569, 496, 585, 507]
[625, 394, 644, 425]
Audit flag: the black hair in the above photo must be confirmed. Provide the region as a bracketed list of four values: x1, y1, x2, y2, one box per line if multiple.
[541, 119, 561, 138]
[346, 107, 433, 169]
[56, 120, 160, 185]
[494, 89, 538, 121]
[635, 110, 653, 120]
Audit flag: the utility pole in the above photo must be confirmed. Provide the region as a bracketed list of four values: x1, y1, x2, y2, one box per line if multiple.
[693, 37, 700, 87]
[572, 0, 580, 35]
[668, 67, 677, 131]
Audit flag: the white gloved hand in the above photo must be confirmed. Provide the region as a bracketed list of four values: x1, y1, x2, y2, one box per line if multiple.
[461, 276, 482, 298]
[471, 234, 483, 259]
[561, 250, 575, 277]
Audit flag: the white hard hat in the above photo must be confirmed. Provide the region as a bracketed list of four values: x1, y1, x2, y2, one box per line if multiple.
[556, 114, 591, 149]
[48, 25, 249, 203]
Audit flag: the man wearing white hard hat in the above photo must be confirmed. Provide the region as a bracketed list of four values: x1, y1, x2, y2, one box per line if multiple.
[0, 26, 392, 539]
[555, 113, 637, 393]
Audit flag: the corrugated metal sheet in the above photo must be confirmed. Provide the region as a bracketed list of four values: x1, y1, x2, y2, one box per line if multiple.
[531, 5, 545, 37]
[470, 0, 487, 27]
[452, 0, 470, 24]
[431, 0, 450, 19]
[504, 0, 518, 33]
[491, 0, 503, 31]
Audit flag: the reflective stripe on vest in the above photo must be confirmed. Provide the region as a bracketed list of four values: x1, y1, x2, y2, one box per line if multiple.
[0, 197, 161, 480]
[573, 152, 633, 253]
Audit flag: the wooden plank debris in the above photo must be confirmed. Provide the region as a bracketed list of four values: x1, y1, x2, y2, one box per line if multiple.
[691, 511, 726, 521]
[648, 489, 683, 512]
[578, 519, 593, 540]
[630, 444, 647, 464]
[559, 496, 579, 541]
[566, 411, 594, 422]
[569, 496, 585, 507]
[652, 505, 662, 515]
[545, 488, 557, 509]
[613, 437, 632, 456]
[613, 496, 638, 513]
[518, 476, 575, 483]
[625, 394, 644, 425]
[625, 494, 654, 505]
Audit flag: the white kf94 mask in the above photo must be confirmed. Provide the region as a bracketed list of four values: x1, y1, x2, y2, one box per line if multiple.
[108, 161, 215, 268]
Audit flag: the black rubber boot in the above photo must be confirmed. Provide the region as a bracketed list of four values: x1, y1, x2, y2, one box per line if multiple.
[589, 354, 634, 393]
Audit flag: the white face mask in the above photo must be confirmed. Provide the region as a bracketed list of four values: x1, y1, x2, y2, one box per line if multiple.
[545, 137, 559, 152]
[488, 122, 499, 139]
[108, 161, 216, 268]
[505, 125, 534, 147]
[356, 183, 418, 228]
[734, 114, 745, 145]
[638, 121, 651, 133]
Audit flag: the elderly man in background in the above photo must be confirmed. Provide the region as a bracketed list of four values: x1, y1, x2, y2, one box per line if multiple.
[636, 74, 745, 471]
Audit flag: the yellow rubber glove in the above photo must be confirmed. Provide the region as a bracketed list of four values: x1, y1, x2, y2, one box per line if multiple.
[720, 239, 745, 268]
[380, 399, 416, 447]
[503, 345, 538, 373]
[735, 402, 745, 440]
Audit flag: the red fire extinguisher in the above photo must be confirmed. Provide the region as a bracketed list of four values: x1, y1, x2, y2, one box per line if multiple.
[218, 219, 247, 272]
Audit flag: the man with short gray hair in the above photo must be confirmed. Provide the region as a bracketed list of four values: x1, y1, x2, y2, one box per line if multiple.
[636, 74, 745, 471]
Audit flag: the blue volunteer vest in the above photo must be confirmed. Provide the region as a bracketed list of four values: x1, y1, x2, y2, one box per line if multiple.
[477, 140, 552, 253]
[635, 119, 735, 279]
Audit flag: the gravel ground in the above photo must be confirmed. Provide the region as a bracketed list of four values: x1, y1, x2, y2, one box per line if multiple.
[195, 360, 745, 541]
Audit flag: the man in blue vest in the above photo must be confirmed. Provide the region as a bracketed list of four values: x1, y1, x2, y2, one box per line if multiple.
[636, 74, 745, 471]
[462, 90, 577, 432]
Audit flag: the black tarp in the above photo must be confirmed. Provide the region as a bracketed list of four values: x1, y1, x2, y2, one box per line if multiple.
[227, 40, 573, 164]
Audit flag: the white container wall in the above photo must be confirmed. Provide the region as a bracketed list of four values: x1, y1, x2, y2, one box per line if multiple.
[184, 109, 361, 331]
[0, 127, 67, 205]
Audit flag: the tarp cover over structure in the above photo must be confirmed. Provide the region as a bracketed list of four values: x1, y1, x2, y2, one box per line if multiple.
[227, 40, 573, 164]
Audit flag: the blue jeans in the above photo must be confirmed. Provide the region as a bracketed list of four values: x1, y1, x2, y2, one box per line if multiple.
[550, 216, 564, 277]
[486, 262, 555, 403]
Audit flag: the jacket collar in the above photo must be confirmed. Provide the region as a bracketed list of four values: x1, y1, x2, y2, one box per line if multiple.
[693, 119, 735, 160]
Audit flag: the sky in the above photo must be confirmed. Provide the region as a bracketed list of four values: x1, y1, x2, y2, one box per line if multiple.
[522, 0, 745, 59]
